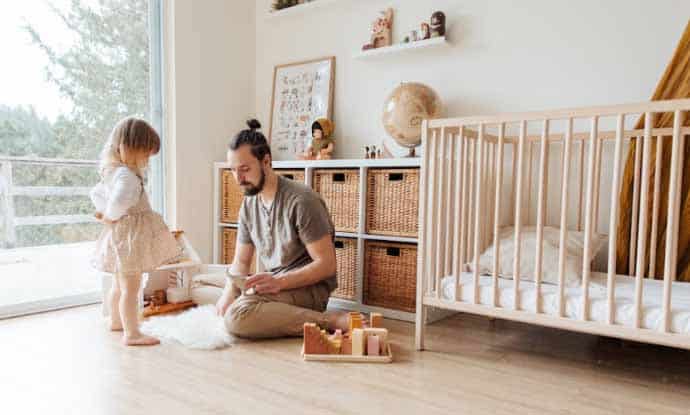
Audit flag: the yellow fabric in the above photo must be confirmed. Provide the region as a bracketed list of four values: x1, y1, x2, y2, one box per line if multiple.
[616, 19, 690, 281]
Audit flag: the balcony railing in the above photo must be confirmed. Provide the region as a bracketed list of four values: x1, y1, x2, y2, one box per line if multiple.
[0, 156, 98, 248]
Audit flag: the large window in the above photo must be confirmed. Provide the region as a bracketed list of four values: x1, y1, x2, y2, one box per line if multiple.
[0, 0, 164, 318]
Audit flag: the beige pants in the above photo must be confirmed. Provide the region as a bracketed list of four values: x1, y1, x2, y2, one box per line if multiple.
[193, 281, 332, 339]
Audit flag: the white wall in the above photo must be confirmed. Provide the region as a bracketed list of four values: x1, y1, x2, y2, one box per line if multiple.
[164, 0, 688, 261]
[255, 0, 689, 160]
[165, 0, 255, 262]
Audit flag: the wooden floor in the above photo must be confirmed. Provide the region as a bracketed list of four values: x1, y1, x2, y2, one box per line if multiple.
[2, 306, 690, 415]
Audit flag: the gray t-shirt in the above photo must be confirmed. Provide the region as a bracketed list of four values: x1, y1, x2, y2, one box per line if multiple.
[237, 176, 337, 292]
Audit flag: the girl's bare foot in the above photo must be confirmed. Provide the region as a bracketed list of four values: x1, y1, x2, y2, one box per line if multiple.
[123, 334, 160, 346]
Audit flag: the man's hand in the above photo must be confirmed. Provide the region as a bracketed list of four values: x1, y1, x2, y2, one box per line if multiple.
[245, 272, 283, 295]
[215, 285, 235, 317]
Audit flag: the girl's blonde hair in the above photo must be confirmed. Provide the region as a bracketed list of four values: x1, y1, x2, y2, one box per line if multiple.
[99, 117, 161, 178]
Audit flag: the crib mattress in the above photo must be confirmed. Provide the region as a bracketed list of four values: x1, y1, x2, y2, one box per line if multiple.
[440, 272, 690, 334]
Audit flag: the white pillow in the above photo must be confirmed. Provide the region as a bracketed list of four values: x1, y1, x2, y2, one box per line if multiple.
[466, 226, 606, 287]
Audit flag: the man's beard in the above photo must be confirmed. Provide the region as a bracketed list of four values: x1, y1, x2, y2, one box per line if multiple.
[241, 168, 265, 196]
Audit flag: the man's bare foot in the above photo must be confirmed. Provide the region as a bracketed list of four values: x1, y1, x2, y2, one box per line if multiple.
[123, 334, 160, 346]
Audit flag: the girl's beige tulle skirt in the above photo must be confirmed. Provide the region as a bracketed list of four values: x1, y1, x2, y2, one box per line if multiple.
[91, 195, 181, 275]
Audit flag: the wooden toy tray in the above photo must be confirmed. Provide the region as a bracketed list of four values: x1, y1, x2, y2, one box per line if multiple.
[302, 343, 393, 363]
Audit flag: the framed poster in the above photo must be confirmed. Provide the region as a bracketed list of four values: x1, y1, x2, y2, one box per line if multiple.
[268, 56, 335, 160]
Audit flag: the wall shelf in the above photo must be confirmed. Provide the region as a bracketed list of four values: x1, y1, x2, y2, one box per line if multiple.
[354, 36, 448, 59]
[266, 0, 339, 19]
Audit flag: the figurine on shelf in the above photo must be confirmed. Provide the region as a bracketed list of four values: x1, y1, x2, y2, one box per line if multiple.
[300, 118, 335, 160]
[430, 11, 446, 37]
[409, 30, 418, 42]
[420, 22, 431, 40]
[369, 145, 377, 159]
[364, 146, 371, 159]
[362, 8, 393, 50]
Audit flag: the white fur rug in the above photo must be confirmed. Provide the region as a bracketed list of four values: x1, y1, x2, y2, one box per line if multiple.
[140, 305, 234, 350]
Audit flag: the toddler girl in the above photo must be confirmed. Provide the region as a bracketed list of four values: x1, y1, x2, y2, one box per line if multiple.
[90, 117, 181, 346]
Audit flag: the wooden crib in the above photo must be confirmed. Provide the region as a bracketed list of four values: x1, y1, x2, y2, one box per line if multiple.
[415, 98, 690, 351]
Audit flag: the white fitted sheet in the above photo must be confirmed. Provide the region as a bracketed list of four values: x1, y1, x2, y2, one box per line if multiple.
[441, 272, 690, 334]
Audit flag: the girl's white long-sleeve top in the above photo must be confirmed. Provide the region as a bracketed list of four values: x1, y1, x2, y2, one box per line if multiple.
[89, 166, 142, 221]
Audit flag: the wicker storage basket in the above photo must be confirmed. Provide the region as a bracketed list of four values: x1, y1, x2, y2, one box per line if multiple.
[332, 238, 357, 300]
[366, 168, 419, 237]
[363, 241, 417, 312]
[222, 228, 238, 264]
[221, 170, 242, 223]
[275, 169, 305, 183]
[313, 169, 360, 233]
[222, 227, 256, 272]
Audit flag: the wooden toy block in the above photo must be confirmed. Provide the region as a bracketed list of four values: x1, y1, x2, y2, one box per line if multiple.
[367, 335, 380, 356]
[141, 300, 195, 318]
[349, 312, 363, 332]
[303, 323, 330, 355]
[327, 329, 343, 354]
[341, 335, 352, 355]
[364, 328, 388, 354]
[370, 312, 384, 328]
[352, 328, 366, 356]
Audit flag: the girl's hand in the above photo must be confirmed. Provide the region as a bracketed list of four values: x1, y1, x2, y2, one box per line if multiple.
[95, 212, 117, 225]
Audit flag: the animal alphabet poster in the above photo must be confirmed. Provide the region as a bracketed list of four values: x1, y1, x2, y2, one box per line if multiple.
[268, 57, 334, 160]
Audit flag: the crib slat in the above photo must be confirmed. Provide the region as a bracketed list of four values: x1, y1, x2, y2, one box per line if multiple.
[593, 137, 603, 232]
[513, 121, 527, 310]
[527, 141, 534, 225]
[472, 124, 485, 304]
[648, 135, 663, 279]
[510, 141, 518, 226]
[629, 137, 643, 275]
[452, 129, 465, 300]
[457, 134, 470, 301]
[607, 114, 625, 325]
[435, 129, 447, 299]
[492, 124, 505, 307]
[467, 140, 476, 261]
[577, 140, 585, 231]
[634, 113, 653, 328]
[581, 116, 598, 321]
[444, 131, 455, 278]
[485, 141, 492, 249]
[662, 110, 685, 332]
[426, 130, 438, 297]
[557, 118, 573, 317]
[593, 134, 604, 233]
[534, 119, 549, 314]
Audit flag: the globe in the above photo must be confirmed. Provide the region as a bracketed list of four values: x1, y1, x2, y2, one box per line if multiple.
[382, 82, 442, 157]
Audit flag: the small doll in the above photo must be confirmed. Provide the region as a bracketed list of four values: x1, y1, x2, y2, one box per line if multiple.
[302, 118, 335, 160]
[430, 11, 446, 37]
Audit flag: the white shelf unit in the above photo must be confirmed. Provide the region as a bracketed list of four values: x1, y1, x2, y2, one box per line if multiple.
[266, 0, 340, 19]
[354, 36, 448, 59]
[212, 157, 431, 322]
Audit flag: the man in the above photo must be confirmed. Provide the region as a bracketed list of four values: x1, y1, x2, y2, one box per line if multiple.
[212, 119, 350, 338]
